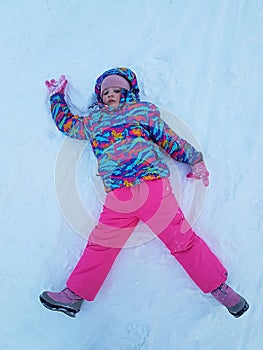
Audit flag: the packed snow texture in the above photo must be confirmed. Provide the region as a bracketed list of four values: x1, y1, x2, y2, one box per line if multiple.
[1, 0, 263, 349]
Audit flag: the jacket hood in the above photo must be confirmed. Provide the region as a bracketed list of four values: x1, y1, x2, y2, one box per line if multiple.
[94, 67, 140, 106]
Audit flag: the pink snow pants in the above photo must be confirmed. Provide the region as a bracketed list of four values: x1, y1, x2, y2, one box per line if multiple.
[67, 178, 227, 300]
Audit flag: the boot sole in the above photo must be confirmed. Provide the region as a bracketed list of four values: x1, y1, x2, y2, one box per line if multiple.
[39, 295, 79, 318]
[228, 300, 249, 318]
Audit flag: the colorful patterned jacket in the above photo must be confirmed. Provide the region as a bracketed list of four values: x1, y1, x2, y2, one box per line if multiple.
[49, 68, 203, 192]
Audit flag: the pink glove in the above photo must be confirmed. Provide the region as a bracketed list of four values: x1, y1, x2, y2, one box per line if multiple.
[45, 75, 68, 95]
[187, 161, 210, 187]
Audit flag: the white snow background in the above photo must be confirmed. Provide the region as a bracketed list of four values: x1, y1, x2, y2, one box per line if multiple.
[1, 0, 263, 349]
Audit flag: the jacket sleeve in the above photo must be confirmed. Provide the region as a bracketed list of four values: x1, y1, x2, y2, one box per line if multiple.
[50, 93, 90, 140]
[147, 103, 203, 165]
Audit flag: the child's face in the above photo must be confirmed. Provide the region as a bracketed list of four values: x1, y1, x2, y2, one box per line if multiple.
[102, 87, 122, 108]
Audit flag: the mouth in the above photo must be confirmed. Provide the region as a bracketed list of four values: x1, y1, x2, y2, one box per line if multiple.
[108, 99, 116, 104]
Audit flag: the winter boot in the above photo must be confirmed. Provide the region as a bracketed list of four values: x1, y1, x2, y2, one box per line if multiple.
[211, 283, 249, 318]
[39, 287, 83, 318]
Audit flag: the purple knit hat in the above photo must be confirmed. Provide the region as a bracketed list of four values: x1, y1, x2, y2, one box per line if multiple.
[100, 74, 130, 96]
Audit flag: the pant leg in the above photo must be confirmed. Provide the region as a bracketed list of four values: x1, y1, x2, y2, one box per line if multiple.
[67, 192, 139, 301]
[156, 208, 227, 293]
[138, 178, 227, 293]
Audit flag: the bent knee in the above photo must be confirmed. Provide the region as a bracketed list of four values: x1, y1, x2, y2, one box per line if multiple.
[173, 231, 195, 252]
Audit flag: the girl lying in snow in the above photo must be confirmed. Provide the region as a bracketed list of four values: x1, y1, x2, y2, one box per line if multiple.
[40, 67, 248, 318]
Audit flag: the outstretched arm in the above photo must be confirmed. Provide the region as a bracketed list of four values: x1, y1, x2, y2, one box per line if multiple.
[147, 104, 209, 186]
[45, 75, 89, 140]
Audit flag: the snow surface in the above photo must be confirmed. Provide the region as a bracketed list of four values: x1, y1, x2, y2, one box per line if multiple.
[1, 0, 263, 349]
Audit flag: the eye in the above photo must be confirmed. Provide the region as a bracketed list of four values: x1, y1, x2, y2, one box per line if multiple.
[114, 89, 121, 93]
[103, 90, 109, 96]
